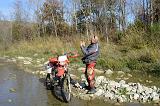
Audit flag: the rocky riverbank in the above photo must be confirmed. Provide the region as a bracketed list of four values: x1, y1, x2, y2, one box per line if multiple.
[1, 55, 160, 105]
[75, 76, 160, 103]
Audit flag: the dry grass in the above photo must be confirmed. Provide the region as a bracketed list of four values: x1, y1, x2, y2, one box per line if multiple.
[1, 33, 160, 76]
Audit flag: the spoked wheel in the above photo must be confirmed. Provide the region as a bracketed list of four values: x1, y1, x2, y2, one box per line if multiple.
[45, 74, 52, 90]
[61, 74, 71, 102]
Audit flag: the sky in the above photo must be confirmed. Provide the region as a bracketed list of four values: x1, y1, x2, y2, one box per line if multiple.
[0, 0, 135, 24]
[0, 0, 14, 20]
[0, 0, 71, 21]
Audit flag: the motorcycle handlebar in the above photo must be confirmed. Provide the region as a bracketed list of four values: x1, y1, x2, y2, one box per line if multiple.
[50, 50, 79, 58]
[66, 51, 79, 58]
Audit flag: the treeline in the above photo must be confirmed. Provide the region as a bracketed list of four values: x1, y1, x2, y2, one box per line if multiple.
[0, 0, 160, 45]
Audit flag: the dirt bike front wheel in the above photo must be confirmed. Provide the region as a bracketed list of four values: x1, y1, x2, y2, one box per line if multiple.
[45, 74, 52, 90]
[61, 74, 71, 102]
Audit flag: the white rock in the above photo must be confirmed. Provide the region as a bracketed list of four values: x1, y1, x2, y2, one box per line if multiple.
[108, 81, 120, 88]
[123, 77, 129, 80]
[104, 91, 114, 100]
[34, 53, 38, 56]
[39, 71, 45, 75]
[25, 57, 32, 61]
[95, 89, 104, 96]
[126, 86, 132, 92]
[8, 99, 12, 103]
[116, 95, 124, 103]
[119, 80, 126, 85]
[11, 58, 16, 62]
[23, 61, 31, 65]
[151, 92, 159, 101]
[95, 76, 107, 86]
[137, 83, 143, 93]
[144, 87, 152, 94]
[122, 84, 129, 88]
[127, 73, 132, 77]
[117, 71, 125, 75]
[152, 86, 157, 91]
[131, 88, 137, 93]
[105, 69, 113, 75]
[133, 93, 139, 100]
[17, 56, 25, 60]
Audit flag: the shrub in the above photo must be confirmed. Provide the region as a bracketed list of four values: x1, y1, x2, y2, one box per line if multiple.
[148, 62, 160, 76]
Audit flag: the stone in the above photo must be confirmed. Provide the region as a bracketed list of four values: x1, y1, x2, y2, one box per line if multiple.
[119, 80, 126, 85]
[127, 73, 132, 77]
[126, 86, 132, 92]
[123, 77, 129, 80]
[34, 53, 38, 56]
[151, 92, 159, 101]
[104, 91, 114, 100]
[116, 78, 122, 80]
[144, 87, 152, 94]
[148, 80, 153, 83]
[44, 61, 49, 65]
[95, 76, 107, 86]
[23, 61, 31, 65]
[11, 58, 16, 62]
[25, 57, 32, 61]
[137, 83, 143, 93]
[95, 89, 104, 96]
[8, 99, 12, 103]
[108, 81, 120, 89]
[105, 69, 113, 75]
[152, 86, 157, 91]
[39, 71, 46, 75]
[117, 71, 125, 75]
[117, 96, 124, 103]
[9, 88, 16, 93]
[133, 93, 139, 100]
[122, 84, 129, 88]
[94, 69, 104, 74]
[17, 56, 25, 60]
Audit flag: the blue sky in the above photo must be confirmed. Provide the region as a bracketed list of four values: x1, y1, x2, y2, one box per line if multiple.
[0, 0, 135, 23]
[0, 0, 70, 21]
[0, 0, 14, 19]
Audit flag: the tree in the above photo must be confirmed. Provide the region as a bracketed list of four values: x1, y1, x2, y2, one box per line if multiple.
[40, 0, 66, 36]
[12, 0, 24, 41]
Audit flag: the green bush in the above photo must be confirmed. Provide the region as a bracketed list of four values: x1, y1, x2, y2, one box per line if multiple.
[138, 52, 155, 63]
[148, 62, 160, 76]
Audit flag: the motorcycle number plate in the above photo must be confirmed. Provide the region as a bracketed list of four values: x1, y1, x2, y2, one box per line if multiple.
[47, 68, 52, 73]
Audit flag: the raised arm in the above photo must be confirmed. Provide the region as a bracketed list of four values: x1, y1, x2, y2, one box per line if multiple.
[81, 43, 99, 56]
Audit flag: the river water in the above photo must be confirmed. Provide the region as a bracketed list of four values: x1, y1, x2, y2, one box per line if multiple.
[0, 62, 155, 106]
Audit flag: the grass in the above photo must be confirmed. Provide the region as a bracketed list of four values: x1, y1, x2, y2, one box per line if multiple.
[0, 30, 160, 76]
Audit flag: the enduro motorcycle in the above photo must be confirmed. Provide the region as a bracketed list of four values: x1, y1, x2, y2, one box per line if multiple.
[45, 52, 78, 102]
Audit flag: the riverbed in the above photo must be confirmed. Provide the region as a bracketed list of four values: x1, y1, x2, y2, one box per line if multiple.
[0, 62, 157, 106]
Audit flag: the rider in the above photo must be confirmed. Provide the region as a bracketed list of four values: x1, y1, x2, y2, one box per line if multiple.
[80, 35, 99, 94]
